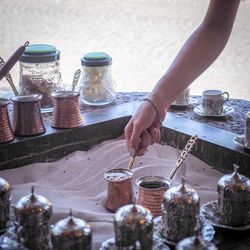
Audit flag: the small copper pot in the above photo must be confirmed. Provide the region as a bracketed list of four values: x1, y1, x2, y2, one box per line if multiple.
[0, 98, 14, 143]
[51, 91, 83, 129]
[104, 168, 134, 212]
[10, 94, 45, 136]
[136, 176, 171, 217]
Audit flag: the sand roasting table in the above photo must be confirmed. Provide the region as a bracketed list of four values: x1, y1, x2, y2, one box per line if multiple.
[0, 139, 249, 250]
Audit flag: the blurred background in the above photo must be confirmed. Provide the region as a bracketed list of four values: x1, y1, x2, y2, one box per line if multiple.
[0, 0, 249, 99]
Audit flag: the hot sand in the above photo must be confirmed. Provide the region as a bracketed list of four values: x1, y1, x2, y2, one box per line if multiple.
[0, 0, 249, 100]
[0, 139, 224, 249]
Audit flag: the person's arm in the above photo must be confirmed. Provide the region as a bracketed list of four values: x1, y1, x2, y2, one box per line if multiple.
[125, 0, 240, 155]
[150, 0, 240, 111]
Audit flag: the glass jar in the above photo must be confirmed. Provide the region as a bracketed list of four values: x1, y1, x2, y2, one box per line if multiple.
[19, 44, 62, 112]
[79, 52, 116, 106]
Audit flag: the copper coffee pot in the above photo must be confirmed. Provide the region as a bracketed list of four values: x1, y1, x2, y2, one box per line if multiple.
[10, 94, 45, 136]
[104, 168, 134, 212]
[50, 91, 83, 129]
[0, 98, 14, 143]
[136, 135, 198, 217]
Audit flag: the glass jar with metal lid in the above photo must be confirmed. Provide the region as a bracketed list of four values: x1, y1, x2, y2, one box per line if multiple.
[79, 52, 116, 106]
[19, 44, 62, 112]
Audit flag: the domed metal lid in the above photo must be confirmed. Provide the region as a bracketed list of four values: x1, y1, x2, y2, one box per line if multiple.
[15, 186, 52, 215]
[115, 203, 153, 225]
[176, 222, 217, 250]
[217, 164, 250, 191]
[176, 235, 217, 250]
[164, 178, 200, 204]
[0, 177, 10, 191]
[51, 209, 91, 237]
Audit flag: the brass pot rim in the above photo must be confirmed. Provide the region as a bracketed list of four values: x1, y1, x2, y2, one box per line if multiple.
[10, 93, 42, 103]
[136, 175, 171, 190]
[51, 91, 80, 99]
[104, 168, 134, 182]
[0, 98, 10, 107]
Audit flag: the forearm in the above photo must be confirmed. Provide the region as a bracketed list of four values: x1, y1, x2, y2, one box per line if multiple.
[150, 0, 240, 111]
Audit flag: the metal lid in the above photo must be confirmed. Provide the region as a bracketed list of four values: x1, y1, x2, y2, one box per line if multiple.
[19, 44, 60, 63]
[217, 164, 250, 191]
[15, 186, 52, 215]
[0, 98, 10, 107]
[10, 94, 43, 103]
[176, 235, 218, 250]
[164, 178, 200, 204]
[81, 52, 112, 67]
[51, 209, 91, 237]
[0, 177, 10, 192]
[115, 204, 153, 225]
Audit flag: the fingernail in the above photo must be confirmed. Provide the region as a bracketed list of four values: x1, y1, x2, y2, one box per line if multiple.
[129, 148, 135, 156]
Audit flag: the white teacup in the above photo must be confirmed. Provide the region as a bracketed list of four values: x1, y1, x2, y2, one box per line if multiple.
[245, 111, 250, 148]
[201, 89, 229, 116]
[172, 88, 190, 106]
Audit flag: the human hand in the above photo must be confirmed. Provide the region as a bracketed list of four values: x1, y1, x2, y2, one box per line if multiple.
[124, 99, 166, 156]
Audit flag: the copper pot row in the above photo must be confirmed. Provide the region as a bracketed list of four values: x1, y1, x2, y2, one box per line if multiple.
[0, 91, 83, 143]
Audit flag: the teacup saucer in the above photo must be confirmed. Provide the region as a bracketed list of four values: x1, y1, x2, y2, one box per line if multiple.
[193, 105, 234, 117]
[171, 98, 197, 107]
[153, 216, 215, 246]
[233, 135, 250, 150]
[200, 200, 250, 231]
[100, 237, 170, 250]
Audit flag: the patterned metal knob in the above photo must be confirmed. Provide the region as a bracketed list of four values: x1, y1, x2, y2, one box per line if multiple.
[217, 164, 250, 226]
[51, 209, 92, 250]
[163, 178, 200, 242]
[114, 204, 153, 249]
[0, 177, 11, 233]
[15, 186, 53, 250]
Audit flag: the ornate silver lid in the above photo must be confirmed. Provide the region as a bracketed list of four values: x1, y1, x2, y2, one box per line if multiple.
[0, 177, 10, 192]
[176, 222, 217, 250]
[217, 164, 250, 192]
[51, 209, 91, 238]
[15, 186, 52, 215]
[115, 203, 153, 225]
[164, 178, 199, 205]
[176, 235, 218, 250]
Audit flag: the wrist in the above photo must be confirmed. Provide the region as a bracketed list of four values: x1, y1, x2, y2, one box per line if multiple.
[149, 91, 169, 113]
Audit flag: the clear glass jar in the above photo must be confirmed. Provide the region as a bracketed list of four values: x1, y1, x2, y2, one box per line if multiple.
[79, 52, 116, 106]
[19, 44, 62, 112]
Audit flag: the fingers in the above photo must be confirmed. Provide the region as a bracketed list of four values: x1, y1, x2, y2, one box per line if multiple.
[136, 127, 161, 156]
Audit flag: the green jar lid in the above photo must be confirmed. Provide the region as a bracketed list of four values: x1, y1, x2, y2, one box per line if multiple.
[81, 52, 112, 67]
[19, 44, 60, 63]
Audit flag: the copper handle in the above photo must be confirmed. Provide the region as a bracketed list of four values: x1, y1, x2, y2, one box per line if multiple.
[0, 41, 29, 82]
